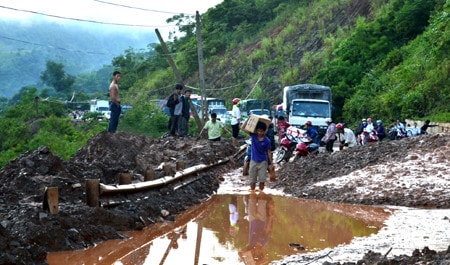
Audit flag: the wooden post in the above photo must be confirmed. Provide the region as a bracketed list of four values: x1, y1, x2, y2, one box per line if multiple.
[86, 179, 100, 207]
[144, 168, 155, 181]
[176, 161, 186, 170]
[118, 173, 132, 185]
[43, 187, 59, 214]
[163, 164, 173, 176]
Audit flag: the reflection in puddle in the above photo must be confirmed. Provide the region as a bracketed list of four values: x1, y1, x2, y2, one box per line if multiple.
[47, 193, 389, 265]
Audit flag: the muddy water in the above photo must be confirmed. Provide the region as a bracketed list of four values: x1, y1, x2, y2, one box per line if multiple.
[47, 192, 389, 265]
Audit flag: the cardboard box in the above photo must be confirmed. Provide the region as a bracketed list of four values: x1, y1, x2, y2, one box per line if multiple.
[243, 114, 272, 133]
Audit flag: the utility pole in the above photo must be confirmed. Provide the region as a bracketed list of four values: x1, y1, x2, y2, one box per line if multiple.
[155, 29, 202, 131]
[195, 11, 208, 121]
[34, 96, 39, 117]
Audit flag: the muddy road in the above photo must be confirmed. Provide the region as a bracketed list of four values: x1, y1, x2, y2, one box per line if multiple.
[0, 131, 450, 264]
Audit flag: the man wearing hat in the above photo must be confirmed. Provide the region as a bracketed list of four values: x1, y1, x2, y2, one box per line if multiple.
[166, 84, 184, 136]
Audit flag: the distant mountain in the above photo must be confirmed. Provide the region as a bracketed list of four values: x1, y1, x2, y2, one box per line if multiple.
[0, 19, 157, 98]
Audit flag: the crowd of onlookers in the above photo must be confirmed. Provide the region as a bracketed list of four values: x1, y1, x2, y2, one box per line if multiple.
[273, 116, 438, 153]
[334, 118, 437, 151]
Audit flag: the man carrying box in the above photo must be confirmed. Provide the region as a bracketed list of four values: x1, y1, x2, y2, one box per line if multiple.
[241, 119, 274, 191]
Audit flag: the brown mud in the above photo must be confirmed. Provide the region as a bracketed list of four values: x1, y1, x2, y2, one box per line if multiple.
[0, 131, 449, 264]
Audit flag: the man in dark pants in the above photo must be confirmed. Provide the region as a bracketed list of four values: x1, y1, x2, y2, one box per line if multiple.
[179, 89, 191, 137]
[108, 71, 121, 133]
[321, 118, 336, 153]
[166, 84, 184, 136]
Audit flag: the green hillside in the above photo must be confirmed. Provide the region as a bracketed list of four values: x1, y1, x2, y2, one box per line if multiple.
[121, 0, 449, 125]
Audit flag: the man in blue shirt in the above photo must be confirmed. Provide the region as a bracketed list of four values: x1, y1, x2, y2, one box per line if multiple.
[244, 121, 274, 191]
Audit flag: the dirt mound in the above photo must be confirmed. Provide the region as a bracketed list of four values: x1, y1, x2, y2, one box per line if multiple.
[276, 133, 450, 208]
[0, 132, 239, 265]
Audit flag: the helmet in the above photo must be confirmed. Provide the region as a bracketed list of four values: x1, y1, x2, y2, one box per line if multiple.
[325, 118, 332, 123]
[232, 98, 240, 105]
[305, 120, 312, 126]
[336, 123, 344, 129]
[377, 119, 382, 124]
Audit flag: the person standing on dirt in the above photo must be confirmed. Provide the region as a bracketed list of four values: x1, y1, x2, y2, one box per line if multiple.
[230, 98, 242, 146]
[166, 84, 184, 137]
[321, 118, 336, 153]
[200, 112, 231, 141]
[179, 89, 192, 137]
[241, 120, 273, 191]
[108, 71, 121, 133]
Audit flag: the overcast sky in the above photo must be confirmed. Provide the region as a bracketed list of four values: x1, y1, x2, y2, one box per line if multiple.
[0, 0, 223, 37]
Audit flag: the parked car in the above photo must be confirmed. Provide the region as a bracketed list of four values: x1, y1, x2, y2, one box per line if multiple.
[248, 109, 271, 116]
[218, 111, 232, 125]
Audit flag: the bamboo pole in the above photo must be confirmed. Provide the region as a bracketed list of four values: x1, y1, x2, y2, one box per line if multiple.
[100, 158, 229, 195]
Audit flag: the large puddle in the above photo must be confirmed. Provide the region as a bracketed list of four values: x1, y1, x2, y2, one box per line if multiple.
[47, 192, 389, 265]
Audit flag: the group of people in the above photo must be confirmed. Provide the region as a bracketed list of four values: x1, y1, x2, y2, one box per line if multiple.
[354, 118, 436, 144]
[166, 85, 242, 145]
[274, 115, 430, 154]
[166, 84, 192, 137]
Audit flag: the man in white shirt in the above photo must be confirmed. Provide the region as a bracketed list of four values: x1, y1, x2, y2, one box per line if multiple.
[336, 123, 357, 150]
[407, 122, 421, 137]
[230, 98, 242, 145]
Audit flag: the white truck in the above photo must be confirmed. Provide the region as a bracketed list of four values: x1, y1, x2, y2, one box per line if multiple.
[89, 99, 110, 119]
[282, 84, 332, 134]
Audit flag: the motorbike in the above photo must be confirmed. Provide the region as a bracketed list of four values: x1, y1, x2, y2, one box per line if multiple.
[358, 129, 380, 144]
[275, 126, 318, 163]
[289, 137, 320, 162]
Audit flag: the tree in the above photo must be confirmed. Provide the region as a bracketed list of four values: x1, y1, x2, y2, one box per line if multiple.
[40, 60, 75, 96]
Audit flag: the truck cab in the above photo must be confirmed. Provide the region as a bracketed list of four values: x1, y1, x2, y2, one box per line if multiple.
[282, 84, 332, 134]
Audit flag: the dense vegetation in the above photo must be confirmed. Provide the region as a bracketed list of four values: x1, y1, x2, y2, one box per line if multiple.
[0, 0, 448, 168]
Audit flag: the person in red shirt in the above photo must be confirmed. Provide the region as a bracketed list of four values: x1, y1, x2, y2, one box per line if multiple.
[276, 116, 290, 144]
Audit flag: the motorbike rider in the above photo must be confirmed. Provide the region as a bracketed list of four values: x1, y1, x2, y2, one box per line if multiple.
[336, 123, 357, 150]
[304, 120, 320, 145]
[276, 116, 290, 144]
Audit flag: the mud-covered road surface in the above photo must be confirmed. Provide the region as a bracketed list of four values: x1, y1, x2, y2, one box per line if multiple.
[1, 131, 449, 264]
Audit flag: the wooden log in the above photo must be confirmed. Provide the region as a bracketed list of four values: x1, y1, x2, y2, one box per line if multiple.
[43, 187, 59, 214]
[144, 168, 155, 181]
[118, 173, 132, 185]
[86, 179, 100, 207]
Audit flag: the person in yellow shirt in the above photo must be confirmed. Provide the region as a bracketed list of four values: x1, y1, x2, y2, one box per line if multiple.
[200, 112, 230, 141]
